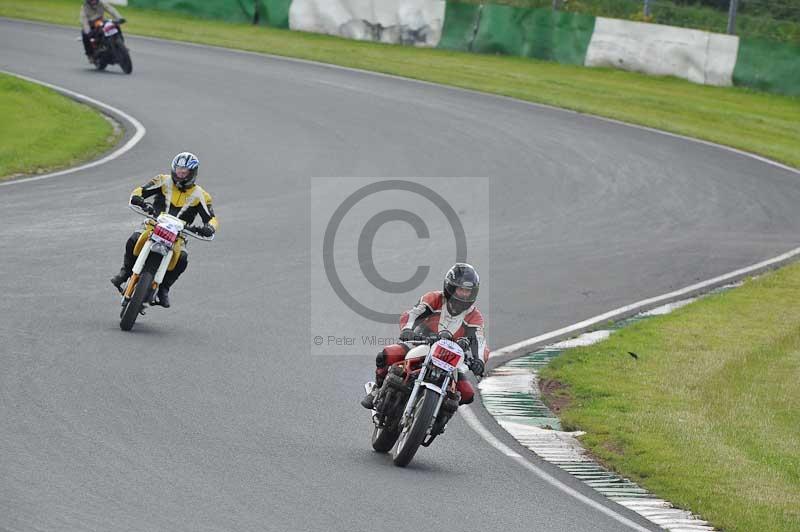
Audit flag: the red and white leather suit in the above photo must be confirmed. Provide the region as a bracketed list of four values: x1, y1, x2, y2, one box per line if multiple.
[374, 291, 489, 404]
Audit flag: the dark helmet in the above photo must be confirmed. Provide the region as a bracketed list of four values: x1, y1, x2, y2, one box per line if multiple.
[170, 152, 199, 191]
[86, 0, 99, 7]
[443, 263, 479, 315]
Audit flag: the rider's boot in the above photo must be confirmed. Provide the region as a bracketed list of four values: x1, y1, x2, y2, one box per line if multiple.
[361, 387, 378, 410]
[112, 236, 138, 293]
[110, 267, 131, 293]
[361, 362, 403, 410]
[155, 286, 171, 308]
[156, 251, 186, 309]
[360, 390, 377, 410]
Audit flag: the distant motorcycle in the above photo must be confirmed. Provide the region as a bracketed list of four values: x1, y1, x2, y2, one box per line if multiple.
[366, 334, 479, 467]
[118, 205, 212, 331]
[87, 17, 132, 74]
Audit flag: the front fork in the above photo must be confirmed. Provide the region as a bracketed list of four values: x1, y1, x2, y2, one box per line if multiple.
[121, 240, 174, 303]
[401, 369, 450, 432]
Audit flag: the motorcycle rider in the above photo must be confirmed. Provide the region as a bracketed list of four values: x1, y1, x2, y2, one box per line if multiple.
[110, 152, 218, 308]
[80, 0, 125, 63]
[361, 263, 489, 410]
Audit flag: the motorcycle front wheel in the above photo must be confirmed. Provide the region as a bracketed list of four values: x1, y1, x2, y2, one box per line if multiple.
[112, 36, 132, 74]
[119, 269, 153, 331]
[392, 388, 438, 467]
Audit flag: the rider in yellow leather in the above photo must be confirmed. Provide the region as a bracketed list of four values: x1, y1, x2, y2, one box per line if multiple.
[111, 152, 218, 308]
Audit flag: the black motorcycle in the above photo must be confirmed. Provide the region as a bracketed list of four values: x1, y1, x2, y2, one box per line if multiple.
[88, 18, 132, 74]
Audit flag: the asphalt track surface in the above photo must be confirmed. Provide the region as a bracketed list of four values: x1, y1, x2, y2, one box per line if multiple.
[2, 18, 800, 532]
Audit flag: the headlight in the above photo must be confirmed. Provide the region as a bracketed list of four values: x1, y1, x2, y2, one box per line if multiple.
[150, 242, 170, 256]
[426, 367, 443, 382]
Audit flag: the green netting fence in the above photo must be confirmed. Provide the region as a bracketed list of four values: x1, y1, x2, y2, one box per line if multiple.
[733, 37, 800, 96]
[438, 4, 596, 65]
[127, 0, 290, 28]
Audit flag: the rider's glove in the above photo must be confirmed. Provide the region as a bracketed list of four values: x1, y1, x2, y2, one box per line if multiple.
[438, 330, 453, 341]
[130, 195, 145, 207]
[196, 224, 215, 237]
[116, 18, 126, 24]
[468, 357, 485, 378]
[456, 337, 471, 350]
[399, 328, 414, 342]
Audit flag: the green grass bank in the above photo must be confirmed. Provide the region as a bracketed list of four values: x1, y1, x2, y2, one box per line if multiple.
[1, 0, 798, 169]
[0, 73, 118, 179]
[540, 264, 800, 532]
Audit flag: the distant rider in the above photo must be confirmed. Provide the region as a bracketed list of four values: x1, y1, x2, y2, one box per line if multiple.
[80, 0, 125, 63]
[110, 152, 218, 308]
[361, 263, 489, 409]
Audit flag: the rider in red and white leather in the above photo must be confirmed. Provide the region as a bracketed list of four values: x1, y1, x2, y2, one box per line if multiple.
[362, 263, 488, 409]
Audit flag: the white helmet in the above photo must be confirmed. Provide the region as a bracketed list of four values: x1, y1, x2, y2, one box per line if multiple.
[170, 152, 199, 191]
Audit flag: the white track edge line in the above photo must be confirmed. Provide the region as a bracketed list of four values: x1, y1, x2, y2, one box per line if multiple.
[0, 70, 146, 187]
[492, 245, 800, 357]
[2, 17, 798, 179]
[461, 407, 653, 532]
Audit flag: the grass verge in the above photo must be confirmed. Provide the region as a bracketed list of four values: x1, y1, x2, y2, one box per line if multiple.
[1, 0, 798, 169]
[0, 73, 118, 179]
[539, 264, 800, 532]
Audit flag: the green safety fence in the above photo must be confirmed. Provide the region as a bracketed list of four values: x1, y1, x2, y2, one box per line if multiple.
[128, 0, 290, 28]
[257, 0, 291, 28]
[437, 3, 482, 51]
[438, 4, 595, 66]
[733, 37, 800, 97]
[473, 5, 595, 65]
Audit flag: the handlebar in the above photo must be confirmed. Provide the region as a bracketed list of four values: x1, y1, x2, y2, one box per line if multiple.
[405, 333, 472, 351]
[128, 204, 214, 241]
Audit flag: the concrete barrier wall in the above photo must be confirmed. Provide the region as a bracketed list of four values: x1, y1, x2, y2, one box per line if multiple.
[584, 18, 739, 86]
[288, 0, 446, 46]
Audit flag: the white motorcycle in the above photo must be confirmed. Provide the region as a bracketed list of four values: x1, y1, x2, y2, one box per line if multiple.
[118, 205, 213, 331]
[366, 334, 479, 467]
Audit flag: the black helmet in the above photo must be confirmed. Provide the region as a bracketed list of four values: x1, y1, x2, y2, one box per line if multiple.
[170, 152, 199, 191]
[443, 263, 479, 315]
[86, 0, 99, 6]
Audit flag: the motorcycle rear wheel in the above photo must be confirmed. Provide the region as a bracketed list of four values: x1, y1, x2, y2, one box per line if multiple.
[392, 388, 438, 467]
[371, 424, 400, 453]
[119, 270, 153, 331]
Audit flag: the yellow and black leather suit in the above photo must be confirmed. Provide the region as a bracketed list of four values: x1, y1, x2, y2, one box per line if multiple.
[132, 174, 219, 230]
[119, 174, 218, 291]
